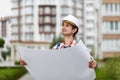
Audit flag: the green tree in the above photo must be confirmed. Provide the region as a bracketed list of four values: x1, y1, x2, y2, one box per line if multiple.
[2, 47, 11, 61]
[50, 35, 64, 49]
[0, 38, 5, 48]
[0, 38, 5, 62]
[1, 45, 11, 61]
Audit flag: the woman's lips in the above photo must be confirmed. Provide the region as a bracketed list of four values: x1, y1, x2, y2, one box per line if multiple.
[62, 29, 67, 32]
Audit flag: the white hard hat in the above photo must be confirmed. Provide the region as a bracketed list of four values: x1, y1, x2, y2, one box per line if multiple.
[62, 15, 79, 28]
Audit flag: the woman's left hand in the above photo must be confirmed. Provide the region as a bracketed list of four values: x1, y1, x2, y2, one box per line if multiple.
[89, 60, 98, 69]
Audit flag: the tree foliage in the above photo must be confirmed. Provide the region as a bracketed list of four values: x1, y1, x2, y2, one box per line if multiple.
[0, 38, 5, 48]
[50, 35, 64, 49]
[95, 57, 120, 80]
[2, 48, 11, 60]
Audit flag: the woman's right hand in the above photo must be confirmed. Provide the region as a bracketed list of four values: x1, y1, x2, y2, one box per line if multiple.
[20, 59, 27, 65]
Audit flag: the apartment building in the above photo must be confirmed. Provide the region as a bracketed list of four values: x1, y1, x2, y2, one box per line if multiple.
[84, 0, 97, 54]
[98, 0, 120, 59]
[10, 0, 97, 61]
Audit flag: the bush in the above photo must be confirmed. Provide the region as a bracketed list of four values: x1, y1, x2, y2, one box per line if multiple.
[0, 67, 28, 80]
[15, 61, 20, 65]
[95, 57, 120, 80]
[50, 35, 63, 49]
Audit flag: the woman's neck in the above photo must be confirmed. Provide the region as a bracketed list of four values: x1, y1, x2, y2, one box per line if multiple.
[64, 36, 74, 45]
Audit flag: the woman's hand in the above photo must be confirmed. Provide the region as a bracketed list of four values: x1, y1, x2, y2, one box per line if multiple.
[89, 60, 98, 69]
[20, 59, 27, 66]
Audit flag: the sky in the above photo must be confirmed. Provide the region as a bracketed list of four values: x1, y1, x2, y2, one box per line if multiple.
[0, 0, 11, 18]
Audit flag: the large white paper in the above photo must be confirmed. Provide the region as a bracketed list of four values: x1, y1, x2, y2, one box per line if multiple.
[18, 40, 96, 80]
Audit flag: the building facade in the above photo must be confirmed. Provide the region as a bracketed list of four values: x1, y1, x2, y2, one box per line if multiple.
[0, 17, 11, 39]
[0, 17, 11, 64]
[84, 0, 97, 54]
[10, 0, 97, 61]
[99, 0, 120, 59]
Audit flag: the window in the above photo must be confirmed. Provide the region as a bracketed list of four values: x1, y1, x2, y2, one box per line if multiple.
[12, 0, 18, 8]
[61, 7, 69, 14]
[69, 0, 73, 6]
[12, 9, 18, 16]
[87, 3, 94, 7]
[11, 27, 18, 33]
[26, 25, 33, 31]
[52, 8, 56, 15]
[115, 4, 118, 12]
[77, 1, 83, 8]
[110, 4, 113, 12]
[104, 21, 119, 33]
[87, 45, 93, 49]
[104, 3, 120, 15]
[78, 19, 82, 25]
[104, 22, 109, 33]
[40, 34, 44, 41]
[39, 8, 43, 14]
[105, 4, 108, 12]
[11, 18, 18, 24]
[21, 17, 25, 24]
[25, 7, 33, 14]
[87, 20, 94, 24]
[103, 40, 120, 52]
[87, 28, 93, 32]
[119, 4, 120, 13]
[69, 8, 73, 14]
[61, 0, 68, 4]
[107, 4, 110, 13]
[44, 7, 51, 14]
[25, 33, 33, 41]
[25, 0, 33, 5]
[87, 36, 93, 40]
[119, 22, 120, 31]
[39, 17, 43, 23]
[44, 16, 51, 23]
[52, 27, 55, 32]
[44, 25, 51, 32]
[52, 17, 56, 23]
[110, 21, 113, 30]
[115, 22, 118, 30]
[87, 11, 94, 16]
[39, 26, 43, 32]
[76, 10, 82, 16]
[21, 8, 25, 15]
[20, 0, 24, 6]
[44, 34, 51, 41]
[25, 16, 33, 23]
[11, 34, 18, 40]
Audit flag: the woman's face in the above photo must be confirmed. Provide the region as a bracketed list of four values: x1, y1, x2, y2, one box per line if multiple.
[62, 22, 76, 36]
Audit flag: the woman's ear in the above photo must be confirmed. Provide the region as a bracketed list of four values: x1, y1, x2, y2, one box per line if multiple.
[72, 28, 77, 34]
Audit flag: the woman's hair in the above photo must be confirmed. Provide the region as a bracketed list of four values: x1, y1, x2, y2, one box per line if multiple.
[72, 25, 79, 37]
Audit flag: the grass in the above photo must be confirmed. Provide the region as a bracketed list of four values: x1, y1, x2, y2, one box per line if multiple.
[0, 67, 27, 80]
[95, 57, 120, 80]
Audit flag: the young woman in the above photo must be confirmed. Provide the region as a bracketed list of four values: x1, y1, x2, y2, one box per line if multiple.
[20, 15, 97, 69]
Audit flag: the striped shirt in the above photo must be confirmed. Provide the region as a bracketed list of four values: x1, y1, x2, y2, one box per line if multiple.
[52, 40, 77, 49]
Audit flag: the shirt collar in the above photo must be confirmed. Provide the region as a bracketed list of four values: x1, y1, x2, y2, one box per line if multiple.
[62, 40, 77, 47]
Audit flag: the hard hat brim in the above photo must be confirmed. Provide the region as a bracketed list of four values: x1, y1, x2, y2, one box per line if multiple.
[63, 20, 76, 26]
